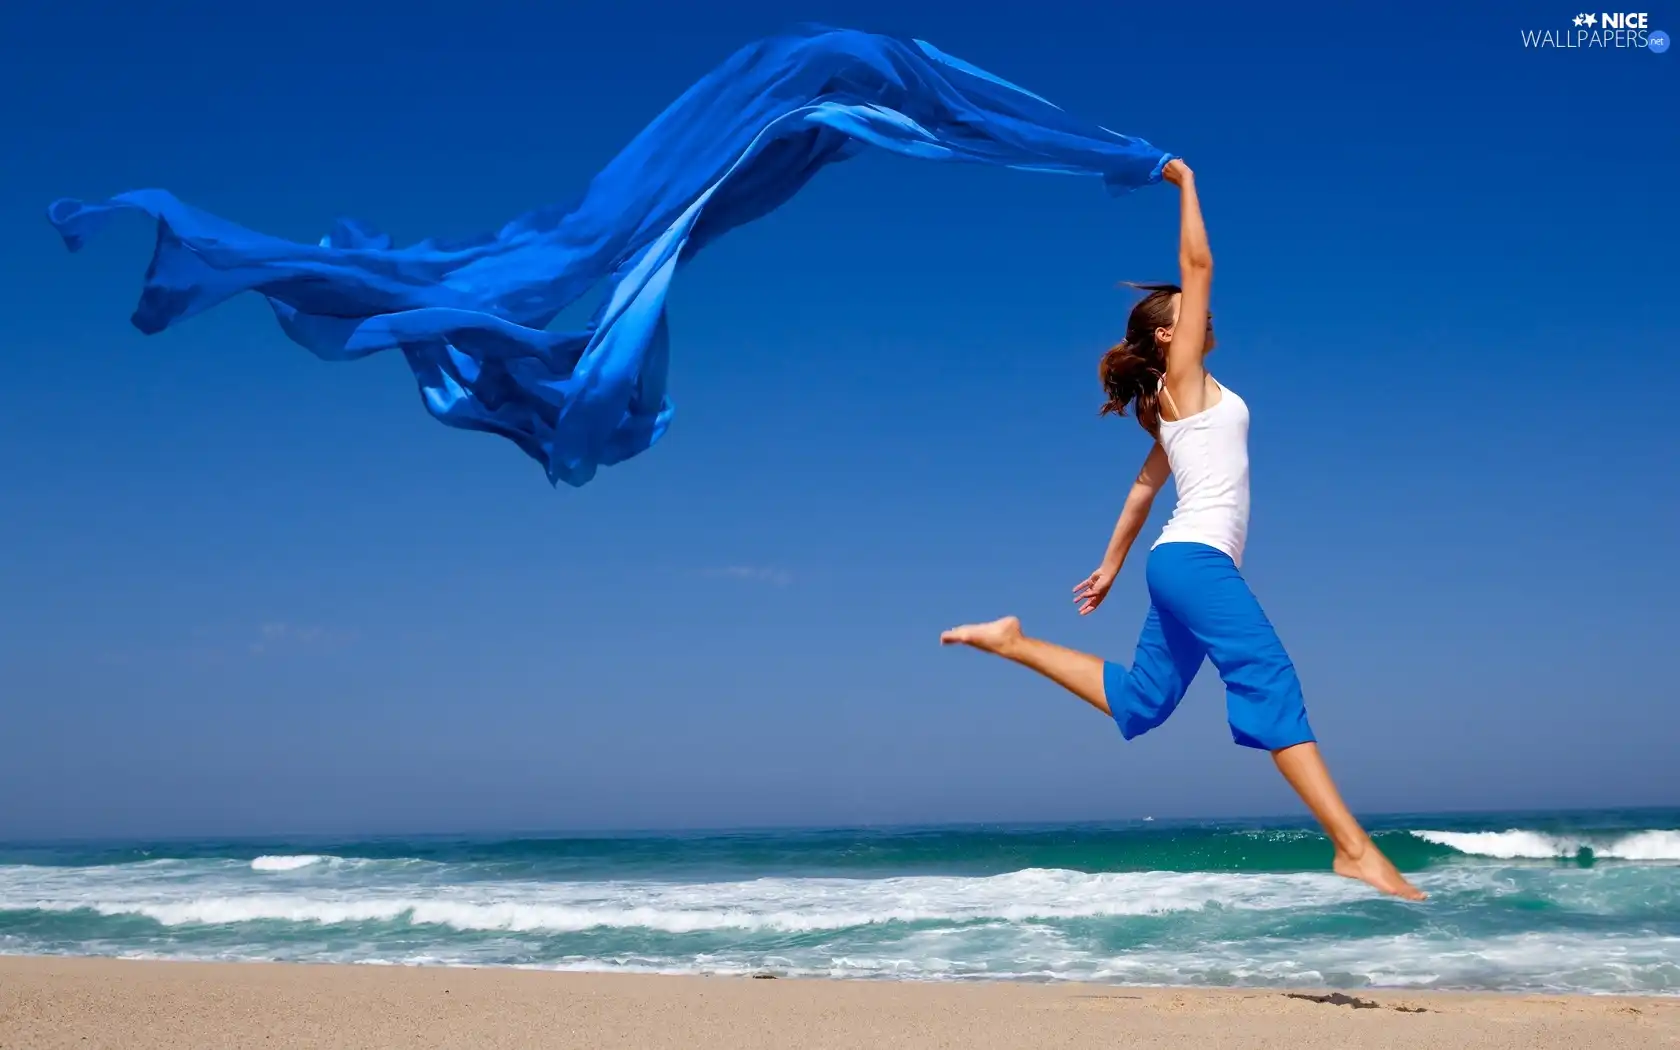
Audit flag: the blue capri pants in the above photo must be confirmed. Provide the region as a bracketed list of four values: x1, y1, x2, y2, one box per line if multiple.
[1103, 542, 1315, 752]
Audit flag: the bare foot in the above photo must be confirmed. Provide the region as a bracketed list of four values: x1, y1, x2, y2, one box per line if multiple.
[939, 616, 1023, 655]
[1334, 847, 1427, 901]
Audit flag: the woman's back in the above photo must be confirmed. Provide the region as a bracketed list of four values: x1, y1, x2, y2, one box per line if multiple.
[1154, 378, 1251, 566]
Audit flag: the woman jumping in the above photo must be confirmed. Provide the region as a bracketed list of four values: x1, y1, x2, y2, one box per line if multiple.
[940, 158, 1424, 900]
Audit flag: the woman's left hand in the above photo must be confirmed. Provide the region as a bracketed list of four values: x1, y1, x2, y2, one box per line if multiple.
[1073, 565, 1118, 615]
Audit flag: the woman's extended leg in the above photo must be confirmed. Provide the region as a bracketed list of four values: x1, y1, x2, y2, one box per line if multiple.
[1148, 544, 1425, 901]
[939, 617, 1111, 715]
[1272, 743, 1425, 900]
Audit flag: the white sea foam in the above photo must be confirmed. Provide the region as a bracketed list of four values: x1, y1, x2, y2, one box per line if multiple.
[1597, 831, 1680, 861]
[1085, 930, 1680, 995]
[1412, 831, 1577, 859]
[1412, 829, 1680, 861]
[3, 868, 1371, 934]
[250, 855, 332, 872]
[5, 856, 1679, 994]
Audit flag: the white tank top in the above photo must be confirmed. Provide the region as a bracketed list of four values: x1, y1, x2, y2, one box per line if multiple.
[1151, 378, 1251, 566]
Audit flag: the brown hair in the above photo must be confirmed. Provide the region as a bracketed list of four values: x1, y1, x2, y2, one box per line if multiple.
[1099, 282, 1181, 435]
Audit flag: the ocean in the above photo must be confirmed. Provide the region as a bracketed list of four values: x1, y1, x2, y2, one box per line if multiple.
[2, 809, 1676, 995]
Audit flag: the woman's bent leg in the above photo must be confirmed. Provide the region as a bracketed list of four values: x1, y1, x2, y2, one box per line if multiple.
[939, 617, 1110, 715]
[1108, 604, 1204, 740]
[940, 605, 1202, 730]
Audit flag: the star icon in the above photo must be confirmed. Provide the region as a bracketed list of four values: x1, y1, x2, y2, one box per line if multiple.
[1585, 12, 1598, 26]
[1574, 14, 1585, 25]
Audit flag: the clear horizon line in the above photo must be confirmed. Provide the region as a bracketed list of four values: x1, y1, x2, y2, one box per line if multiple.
[4, 803, 1675, 847]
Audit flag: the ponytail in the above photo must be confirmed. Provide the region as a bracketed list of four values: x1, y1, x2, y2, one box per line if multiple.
[1099, 282, 1180, 436]
[1099, 341, 1164, 434]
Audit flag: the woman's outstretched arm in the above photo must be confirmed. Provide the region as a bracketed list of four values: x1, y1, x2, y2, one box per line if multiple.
[1161, 159, 1213, 415]
[1074, 443, 1171, 615]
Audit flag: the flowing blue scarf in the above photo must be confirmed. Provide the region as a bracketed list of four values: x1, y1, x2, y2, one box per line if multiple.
[48, 26, 1171, 486]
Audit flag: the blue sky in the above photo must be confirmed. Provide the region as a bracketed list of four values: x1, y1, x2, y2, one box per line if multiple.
[1, 0, 1674, 839]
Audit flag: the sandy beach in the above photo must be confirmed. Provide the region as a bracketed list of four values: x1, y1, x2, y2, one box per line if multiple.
[0, 957, 1674, 1050]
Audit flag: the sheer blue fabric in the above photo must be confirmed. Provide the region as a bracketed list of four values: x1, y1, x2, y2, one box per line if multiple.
[48, 26, 1172, 486]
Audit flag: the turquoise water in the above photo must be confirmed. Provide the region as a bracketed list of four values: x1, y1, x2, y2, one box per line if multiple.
[3, 810, 1677, 994]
